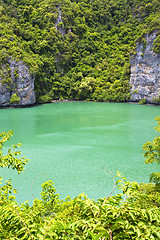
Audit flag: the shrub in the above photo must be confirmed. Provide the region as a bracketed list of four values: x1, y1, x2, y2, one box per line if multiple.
[139, 98, 146, 104]
[10, 93, 20, 105]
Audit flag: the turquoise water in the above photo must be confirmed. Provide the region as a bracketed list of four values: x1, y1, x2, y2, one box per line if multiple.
[0, 102, 160, 203]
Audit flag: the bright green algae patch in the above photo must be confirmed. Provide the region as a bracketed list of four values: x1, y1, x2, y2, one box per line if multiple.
[0, 102, 159, 203]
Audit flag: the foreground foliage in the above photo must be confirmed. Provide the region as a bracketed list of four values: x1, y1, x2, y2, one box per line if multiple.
[143, 117, 160, 188]
[0, 0, 160, 103]
[1, 182, 160, 239]
[0, 119, 160, 239]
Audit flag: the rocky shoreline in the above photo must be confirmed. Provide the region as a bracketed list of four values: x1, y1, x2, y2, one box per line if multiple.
[1, 98, 160, 110]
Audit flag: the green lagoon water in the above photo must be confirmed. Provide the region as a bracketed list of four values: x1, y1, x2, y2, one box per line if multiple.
[0, 102, 160, 203]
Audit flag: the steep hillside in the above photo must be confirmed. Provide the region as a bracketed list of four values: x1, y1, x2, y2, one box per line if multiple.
[0, 0, 160, 105]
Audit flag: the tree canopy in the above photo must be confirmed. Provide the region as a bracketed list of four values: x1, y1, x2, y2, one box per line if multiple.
[0, 0, 160, 103]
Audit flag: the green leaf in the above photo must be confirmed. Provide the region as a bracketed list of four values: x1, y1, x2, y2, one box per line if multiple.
[37, 234, 44, 240]
[138, 221, 145, 227]
[95, 227, 109, 236]
[116, 219, 125, 226]
[154, 231, 160, 238]
[39, 227, 46, 235]
[136, 227, 142, 237]
[129, 211, 135, 220]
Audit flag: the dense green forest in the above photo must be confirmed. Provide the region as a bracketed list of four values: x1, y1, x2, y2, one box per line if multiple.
[0, 0, 160, 238]
[0, 119, 160, 239]
[0, 0, 160, 103]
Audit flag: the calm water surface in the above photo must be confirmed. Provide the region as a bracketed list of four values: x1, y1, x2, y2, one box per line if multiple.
[0, 102, 160, 203]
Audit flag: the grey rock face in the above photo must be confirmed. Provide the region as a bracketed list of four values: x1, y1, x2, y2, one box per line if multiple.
[55, 5, 66, 36]
[0, 59, 36, 106]
[130, 32, 160, 103]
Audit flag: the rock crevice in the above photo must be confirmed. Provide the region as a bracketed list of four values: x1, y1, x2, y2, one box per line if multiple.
[55, 5, 66, 36]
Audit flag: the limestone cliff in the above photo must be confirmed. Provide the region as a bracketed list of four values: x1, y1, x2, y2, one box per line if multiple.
[130, 32, 160, 103]
[0, 59, 36, 107]
[55, 5, 66, 36]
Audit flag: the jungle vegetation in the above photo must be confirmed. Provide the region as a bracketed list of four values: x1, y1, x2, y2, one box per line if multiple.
[0, 1, 160, 238]
[0, 0, 160, 103]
